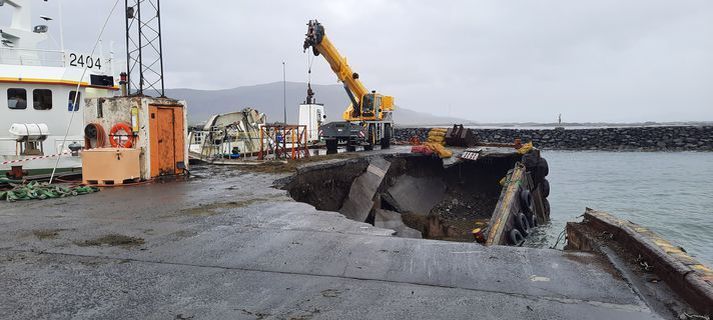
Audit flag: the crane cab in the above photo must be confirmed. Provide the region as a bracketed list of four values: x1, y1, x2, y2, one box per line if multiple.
[346, 92, 394, 121]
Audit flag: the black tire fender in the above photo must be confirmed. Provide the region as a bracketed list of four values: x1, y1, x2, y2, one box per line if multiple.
[522, 152, 538, 169]
[543, 198, 551, 218]
[509, 229, 525, 246]
[537, 157, 549, 177]
[520, 189, 535, 214]
[515, 212, 531, 236]
[530, 214, 538, 228]
[540, 178, 550, 198]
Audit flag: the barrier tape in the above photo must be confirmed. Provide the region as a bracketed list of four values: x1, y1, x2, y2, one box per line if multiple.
[1, 151, 74, 165]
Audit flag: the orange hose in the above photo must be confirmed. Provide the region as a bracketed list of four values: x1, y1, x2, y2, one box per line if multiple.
[84, 123, 107, 149]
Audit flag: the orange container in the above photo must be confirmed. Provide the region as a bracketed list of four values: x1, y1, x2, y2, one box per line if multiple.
[81, 148, 141, 185]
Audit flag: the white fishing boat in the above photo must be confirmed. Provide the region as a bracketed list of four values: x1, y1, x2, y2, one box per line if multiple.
[0, 0, 118, 177]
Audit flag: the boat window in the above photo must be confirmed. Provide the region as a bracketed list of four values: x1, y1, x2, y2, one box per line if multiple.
[68, 91, 81, 111]
[7, 88, 27, 110]
[33, 89, 53, 110]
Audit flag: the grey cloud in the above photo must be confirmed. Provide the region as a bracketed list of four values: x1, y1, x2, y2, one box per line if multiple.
[14, 0, 713, 122]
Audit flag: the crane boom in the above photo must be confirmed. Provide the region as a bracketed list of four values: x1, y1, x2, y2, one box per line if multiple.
[303, 20, 394, 122]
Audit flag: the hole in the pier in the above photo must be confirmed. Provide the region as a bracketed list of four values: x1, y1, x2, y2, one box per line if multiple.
[283, 154, 519, 242]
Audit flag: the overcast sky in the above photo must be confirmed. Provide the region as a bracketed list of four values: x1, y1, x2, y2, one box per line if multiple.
[13, 0, 713, 122]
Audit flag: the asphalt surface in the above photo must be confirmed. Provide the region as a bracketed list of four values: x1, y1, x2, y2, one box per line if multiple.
[0, 159, 667, 319]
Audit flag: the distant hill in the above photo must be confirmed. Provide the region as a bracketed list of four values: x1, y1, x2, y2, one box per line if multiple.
[165, 82, 469, 126]
[164, 83, 711, 128]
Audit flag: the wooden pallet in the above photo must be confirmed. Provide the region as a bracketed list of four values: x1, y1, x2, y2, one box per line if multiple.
[84, 177, 140, 186]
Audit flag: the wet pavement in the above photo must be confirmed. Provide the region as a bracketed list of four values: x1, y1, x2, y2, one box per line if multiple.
[0, 157, 668, 319]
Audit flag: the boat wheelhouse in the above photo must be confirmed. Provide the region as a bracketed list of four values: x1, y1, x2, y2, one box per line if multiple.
[0, 0, 118, 176]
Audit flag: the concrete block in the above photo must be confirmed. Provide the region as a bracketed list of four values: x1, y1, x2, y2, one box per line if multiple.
[373, 209, 422, 239]
[385, 175, 446, 215]
[339, 157, 391, 222]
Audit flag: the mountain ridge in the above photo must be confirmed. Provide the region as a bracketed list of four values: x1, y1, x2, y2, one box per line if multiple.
[165, 81, 470, 126]
[165, 82, 713, 127]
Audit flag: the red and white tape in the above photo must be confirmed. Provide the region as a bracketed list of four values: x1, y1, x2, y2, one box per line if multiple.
[1, 150, 74, 165]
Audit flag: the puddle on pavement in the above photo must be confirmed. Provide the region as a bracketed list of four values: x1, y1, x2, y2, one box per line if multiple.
[32, 229, 65, 240]
[77, 234, 145, 248]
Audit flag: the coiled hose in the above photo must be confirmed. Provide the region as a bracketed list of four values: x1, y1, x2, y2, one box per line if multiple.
[84, 123, 107, 149]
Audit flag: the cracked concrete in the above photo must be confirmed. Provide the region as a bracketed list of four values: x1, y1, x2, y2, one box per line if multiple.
[0, 157, 670, 319]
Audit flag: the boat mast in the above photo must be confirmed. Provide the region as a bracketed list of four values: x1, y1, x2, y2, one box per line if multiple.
[57, 0, 65, 52]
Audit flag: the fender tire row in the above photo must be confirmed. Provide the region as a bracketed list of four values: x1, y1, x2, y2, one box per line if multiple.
[508, 150, 550, 246]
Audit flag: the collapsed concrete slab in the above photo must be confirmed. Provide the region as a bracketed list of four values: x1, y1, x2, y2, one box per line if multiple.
[339, 157, 391, 222]
[373, 209, 422, 239]
[384, 175, 446, 215]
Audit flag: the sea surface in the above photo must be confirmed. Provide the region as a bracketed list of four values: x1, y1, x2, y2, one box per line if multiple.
[524, 151, 713, 267]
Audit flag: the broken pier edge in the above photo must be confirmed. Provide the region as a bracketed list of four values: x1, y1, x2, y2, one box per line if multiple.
[566, 208, 713, 316]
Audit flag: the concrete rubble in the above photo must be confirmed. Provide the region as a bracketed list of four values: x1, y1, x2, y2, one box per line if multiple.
[373, 209, 422, 238]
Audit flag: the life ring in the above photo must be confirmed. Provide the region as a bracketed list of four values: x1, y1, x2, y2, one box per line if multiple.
[109, 122, 135, 148]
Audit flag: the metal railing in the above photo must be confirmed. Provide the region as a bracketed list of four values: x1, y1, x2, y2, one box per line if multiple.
[0, 48, 66, 67]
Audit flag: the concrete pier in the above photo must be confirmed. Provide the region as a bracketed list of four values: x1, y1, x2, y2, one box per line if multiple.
[0, 159, 682, 319]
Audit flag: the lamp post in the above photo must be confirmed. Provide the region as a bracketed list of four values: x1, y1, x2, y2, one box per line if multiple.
[282, 61, 287, 124]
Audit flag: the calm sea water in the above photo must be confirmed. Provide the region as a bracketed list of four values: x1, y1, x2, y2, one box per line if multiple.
[525, 151, 713, 267]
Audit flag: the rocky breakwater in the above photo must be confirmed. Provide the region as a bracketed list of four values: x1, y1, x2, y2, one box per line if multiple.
[394, 126, 713, 151]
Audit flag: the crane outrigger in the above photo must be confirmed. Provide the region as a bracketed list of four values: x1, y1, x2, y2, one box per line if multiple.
[303, 20, 394, 153]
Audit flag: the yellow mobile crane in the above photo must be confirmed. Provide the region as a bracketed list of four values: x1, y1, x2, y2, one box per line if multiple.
[303, 20, 394, 153]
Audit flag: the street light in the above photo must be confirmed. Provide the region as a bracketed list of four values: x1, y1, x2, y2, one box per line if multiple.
[283, 61, 287, 124]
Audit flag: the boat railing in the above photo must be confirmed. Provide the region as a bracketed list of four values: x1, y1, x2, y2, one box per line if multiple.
[0, 48, 66, 67]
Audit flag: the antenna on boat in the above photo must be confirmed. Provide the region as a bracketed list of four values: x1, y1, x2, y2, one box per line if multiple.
[124, 0, 166, 97]
[57, 0, 65, 52]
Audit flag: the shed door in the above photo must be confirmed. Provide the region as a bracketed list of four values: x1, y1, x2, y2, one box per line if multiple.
[150, 105, 185, 177]
[156, 108, 176, 175]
